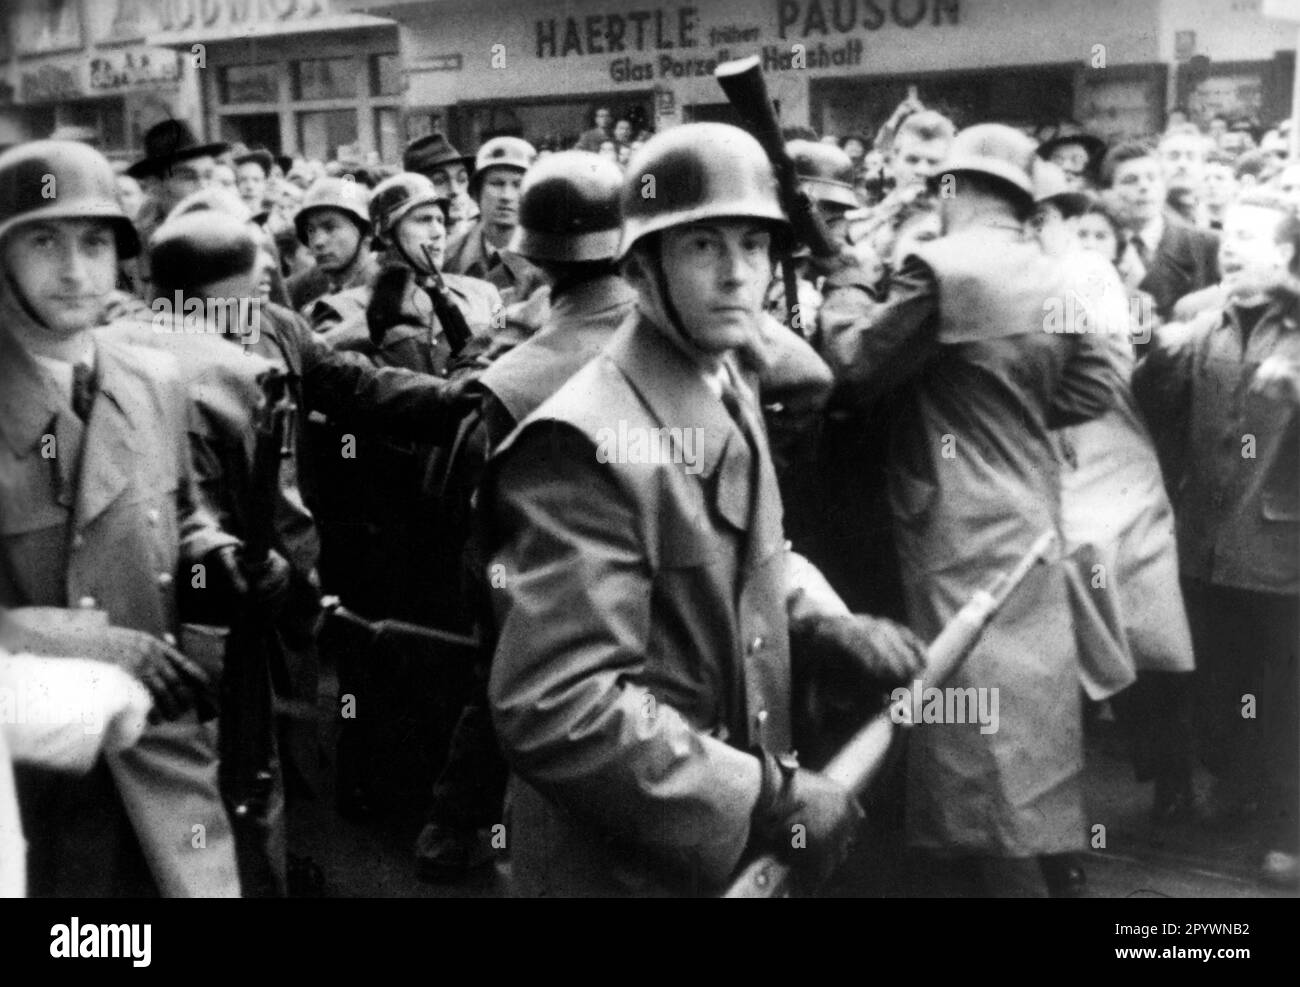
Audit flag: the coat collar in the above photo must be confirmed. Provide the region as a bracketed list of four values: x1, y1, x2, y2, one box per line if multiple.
[602, 312, 746, 485]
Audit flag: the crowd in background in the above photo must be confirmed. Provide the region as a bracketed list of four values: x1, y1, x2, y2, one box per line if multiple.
[1, 80, 1297, 897]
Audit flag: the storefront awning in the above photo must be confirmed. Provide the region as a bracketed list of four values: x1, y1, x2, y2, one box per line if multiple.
[147, 12, 394, 49]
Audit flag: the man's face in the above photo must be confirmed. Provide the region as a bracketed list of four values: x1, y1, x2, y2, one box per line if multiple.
[479, 167, 523, 229]
[1159, 134, 1206, 190]
[160, 155, 216, 208]
[613, 120, 633, 143]
[1202, 162, 1236, 209]
[304, 209, 362, 274]
[1049, 143, 1092, 190]
[1219, 203, 1294, 301]
[236, 163, 268, 210]
[1274, 163, 1300, 211]
[1110, 156, 1166, 226]
[842, 137, 867, 164]
[2, 219, 118, 338]
[429, 163, 470, 219]
[115, 174, 144, 221]
[890, 132, 949, 189]
[1208, 118, 1228, 140]
[397, 203, 447, 271]
[658, 220, 773, 354]
[595, 108, 612, 131]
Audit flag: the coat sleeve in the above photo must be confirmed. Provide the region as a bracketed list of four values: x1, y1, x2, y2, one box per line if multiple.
[485, 422, 763, 887]
[295, 329, 471, 444]
[819, 254, 942, 408]
[1046, 332, 1124, 429]
[1131, 318, 1211, 491]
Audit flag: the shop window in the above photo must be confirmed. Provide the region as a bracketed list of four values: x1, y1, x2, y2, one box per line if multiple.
[294, 57, 358, 101]
[370, 53, 402, 98]
[297, 109, 358, 162]
[374, 107, 401, 163]
[220, 64, 278, 105]
[221, 114, 282, 154]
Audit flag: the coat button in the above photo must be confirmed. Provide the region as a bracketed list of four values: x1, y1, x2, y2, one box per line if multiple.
[749, 635, 765, 654]
[71, 534, 85, 551]
[77, 596, 97, 609]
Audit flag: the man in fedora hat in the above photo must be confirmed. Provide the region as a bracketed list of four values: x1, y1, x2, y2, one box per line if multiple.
[403, 133, 477, 236]
[124, 119, 229, 299]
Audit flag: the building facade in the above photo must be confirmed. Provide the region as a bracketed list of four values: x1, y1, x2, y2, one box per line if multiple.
[343, 0, 1296, 151]
[0, 0, 201, 159]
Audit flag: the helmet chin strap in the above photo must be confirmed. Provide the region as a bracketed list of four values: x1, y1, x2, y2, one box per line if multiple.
[639, 240, 713, 362]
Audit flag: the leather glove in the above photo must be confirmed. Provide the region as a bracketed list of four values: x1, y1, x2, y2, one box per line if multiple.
[803, 613, 927, 687]
[751, 749, 863, 887]
[208, 546, 292, 613]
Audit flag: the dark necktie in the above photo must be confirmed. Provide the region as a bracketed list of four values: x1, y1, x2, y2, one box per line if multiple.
[71, 361, 97, 422]
[1129, 233, 1150, 267]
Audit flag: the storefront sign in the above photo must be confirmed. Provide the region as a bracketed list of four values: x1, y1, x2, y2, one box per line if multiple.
[534, 1, 942, 85]
[89, 49, 181, 92]
[20, 63, 85, 103]
[158, 0, 331, 33]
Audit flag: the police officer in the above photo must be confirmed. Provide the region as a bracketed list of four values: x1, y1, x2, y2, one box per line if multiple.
[443, 137, 546, 308]
[290, 176, 377, 324]
[482, 124, 925, 897]
[0, 140, 242, 896]
[820, 124, 1122, 896]
[346, 171, 502, 372]
[413, 150, 637, 881]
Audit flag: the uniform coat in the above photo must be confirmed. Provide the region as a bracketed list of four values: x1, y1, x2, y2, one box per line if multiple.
[444, 220, 546, 307]
[1136, 211, 1220, 322]
[822, 224, 1122, 857]
[0, 316, 241, 896]
[483, 314, 846, 896]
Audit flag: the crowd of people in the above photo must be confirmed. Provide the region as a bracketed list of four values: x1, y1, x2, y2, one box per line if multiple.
[0, 86, 1296, 898]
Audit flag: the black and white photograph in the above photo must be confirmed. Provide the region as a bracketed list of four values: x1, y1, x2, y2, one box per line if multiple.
[0, 0, 1296, 950]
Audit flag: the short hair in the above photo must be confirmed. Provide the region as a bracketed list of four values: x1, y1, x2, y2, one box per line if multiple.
[1204, 149, 1236, 169]
[1100, 140, 1158, 187]
[897, 110, 955, 145]
[1235, 149, 1274, 182]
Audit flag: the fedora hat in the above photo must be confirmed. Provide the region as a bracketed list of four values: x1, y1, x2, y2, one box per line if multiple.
[403, 132, 474, 176]
[127, 119, 228, 179]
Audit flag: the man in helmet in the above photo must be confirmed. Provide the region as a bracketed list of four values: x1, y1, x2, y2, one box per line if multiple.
[443, 136, 546, 308]
[289, 176, 378, 324]
[819, 124, 1123, 896]
[329, 171, 502, 371]
[0, 140, 243, 896]
[412, 150, 638, 881]
[482, 123, 926, 897]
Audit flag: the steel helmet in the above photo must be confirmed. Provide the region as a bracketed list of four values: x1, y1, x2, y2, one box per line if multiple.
[0, 140, 141, 257]
[468, 136, 536, 199]
[369, 172, 446, 243]
[294, 176, 371, 245]
[618, 122, 789, 259]
[509, 150, 623, 262]
[931, 123, 1038, 202]
[787, 139, 859, 210]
